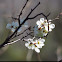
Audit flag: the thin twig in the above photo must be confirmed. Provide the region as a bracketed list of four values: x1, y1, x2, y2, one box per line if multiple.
[21, 31, 33, 41]
[11, 17, 18, 20]
[52, 12, 62, 21]
[18, 0, 29, 25]
[28, 13, 46, 19]
[4, 39, 20, 46]
[19, 0, 29, 16]
[11, 26, 31, 39]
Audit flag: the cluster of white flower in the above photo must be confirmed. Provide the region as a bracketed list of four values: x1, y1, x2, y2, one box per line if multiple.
[25, 18, 55, 53]
[36, 18, 55, 36]
[6, 19, 28, 32]
[25, 37, 45, 53]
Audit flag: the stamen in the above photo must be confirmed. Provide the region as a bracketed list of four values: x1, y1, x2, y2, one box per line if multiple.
[42, 24, 44, 27]
[34, 43, 37, 47]
[11, 26, 13, 28]
[34, 43, 36, 44]
[38, 27, 42, 30]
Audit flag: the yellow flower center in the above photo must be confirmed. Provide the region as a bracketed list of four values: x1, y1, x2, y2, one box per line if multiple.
[38, 41, 39, 44]
[35, 45, 37, 47]
[43, 30, 48, 33]
[29, 43, 33, 46]
[42, 24, 44, 27]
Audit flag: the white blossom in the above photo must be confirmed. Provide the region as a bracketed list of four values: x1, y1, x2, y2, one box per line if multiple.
[25, 37, 45, 53]
[44, 22, 55, 32]
[6, 21, 21, 32]
[36, 18, 55, 36]
[35, 38, 45, 48]
[36, 18, 48, 29]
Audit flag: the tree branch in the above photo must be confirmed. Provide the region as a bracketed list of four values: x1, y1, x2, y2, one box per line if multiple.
[18, 0, 29, 25]
[11, 17, 18, 20]
[26, 2, 40, 19]
[4, 39, 21, 46]
[4, 31, 33, 46]
[52, 12, 62, 21]
[46, 13, 51, 17]
[0, 2, 41, 48]
[28, 13, 46, 19]
[19, 0, 29, 16]
[28, 13, 50, 20]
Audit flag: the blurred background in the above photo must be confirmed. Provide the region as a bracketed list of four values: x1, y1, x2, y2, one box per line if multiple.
[0, 0, 62, 61]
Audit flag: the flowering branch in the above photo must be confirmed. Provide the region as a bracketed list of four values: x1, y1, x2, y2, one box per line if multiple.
[0, 0, 61, 61]
[0, 1, 48, 48]
[0, 0, 57, 55]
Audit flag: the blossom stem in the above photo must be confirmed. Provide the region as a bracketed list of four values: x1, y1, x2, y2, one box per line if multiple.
[37, 53, 41, 61]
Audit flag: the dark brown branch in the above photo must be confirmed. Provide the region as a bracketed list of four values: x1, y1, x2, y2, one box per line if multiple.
[18, 0, 29, 25]
[26, 2, 40, 19]
[11, 17, 18, 20]
[28, 13, 50, 19]
[19, 0, 29, 16]
[0, 2, 41, 48]
[21, 31, 33, 41]
[28, 13, 46, 19]
[46, 13, 51, 17]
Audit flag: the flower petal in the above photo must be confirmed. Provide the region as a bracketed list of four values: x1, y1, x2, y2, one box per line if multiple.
[24, 25, 28, 28]
[40, 18, 44, 23]
[49, 24, 55, 29]
[6, 23, 11, 29]
[45, 26, 48, 31]
[15, 22, 19, 27]
[36, 44, 44, 48]
[41, 39, 45, 42]
[35, 48, 40, 53]
[48, 19, 52, 22]
[25, 43, 29, 47]
[36, 20, 41, 26]
[11, 28, 15, 32]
